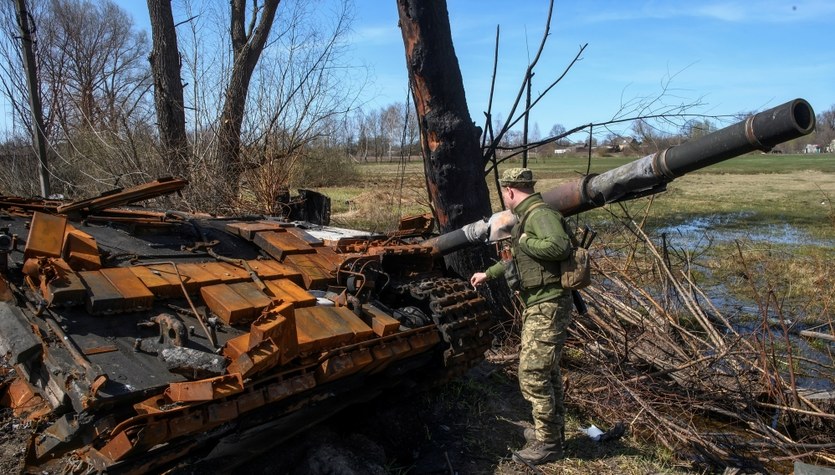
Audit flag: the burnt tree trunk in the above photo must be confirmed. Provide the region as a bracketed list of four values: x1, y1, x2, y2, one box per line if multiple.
[13, 0, 50, 197]
[147, 0, 188, 178]
[213, 0, 280, 207]
[396, 0, 494, 279]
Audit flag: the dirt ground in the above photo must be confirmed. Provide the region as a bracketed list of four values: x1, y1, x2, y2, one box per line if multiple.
[0, 365, 33, 475]
[0, 356, 695, 475]
[231, 359, 537, 475]
[0, 413, 30, 475]
[229, 358, 677, 475]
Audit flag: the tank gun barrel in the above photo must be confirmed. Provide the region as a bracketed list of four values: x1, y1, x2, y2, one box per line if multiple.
[428, 98, 816, 255]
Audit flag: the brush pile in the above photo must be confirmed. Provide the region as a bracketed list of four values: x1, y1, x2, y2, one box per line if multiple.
[560, 221, 835, 472]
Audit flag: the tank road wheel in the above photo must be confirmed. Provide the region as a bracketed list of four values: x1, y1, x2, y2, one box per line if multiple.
[387, 277, 494, 380]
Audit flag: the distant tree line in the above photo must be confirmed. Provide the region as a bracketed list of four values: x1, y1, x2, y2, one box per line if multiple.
[541, 107, 835, 158]
[0, 0, 399, 213]
[0, 0, 832, 212]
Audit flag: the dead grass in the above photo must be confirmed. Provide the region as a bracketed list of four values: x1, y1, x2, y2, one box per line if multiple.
[704, 242, 835, 325]
[324, 165, 835, 239]
[329, 179, 431, 233]
[653, 171, 835, 219]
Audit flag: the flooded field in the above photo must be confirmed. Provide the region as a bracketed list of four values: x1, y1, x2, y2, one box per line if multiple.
[655, 212, 835, 249]
[646, 213, 835, 393]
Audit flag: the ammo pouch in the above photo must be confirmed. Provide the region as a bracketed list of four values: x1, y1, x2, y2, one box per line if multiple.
[559, 245, 591, 290]
[499, 240, 521, 291]
[504, 258, 521, 292]
[558, 216, 591, 290]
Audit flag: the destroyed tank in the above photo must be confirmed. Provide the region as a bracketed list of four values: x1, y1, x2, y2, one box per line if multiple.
[0, 98, 814, 473]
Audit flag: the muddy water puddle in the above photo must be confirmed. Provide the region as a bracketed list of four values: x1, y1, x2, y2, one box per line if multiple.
[655, 212, 835, 248]
[647, 213, 835, 391]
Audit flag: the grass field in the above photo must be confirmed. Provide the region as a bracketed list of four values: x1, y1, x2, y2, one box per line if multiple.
[342, 153, 835, 181]
[324, 153, 835, 239]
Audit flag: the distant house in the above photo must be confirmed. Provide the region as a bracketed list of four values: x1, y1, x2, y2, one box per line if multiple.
[608, 137, 640, 153]
[828, 139, 835, 153]
[623, 137, 640, 151]
[804, 144, 822, 154]
[554, 148, 569, 155]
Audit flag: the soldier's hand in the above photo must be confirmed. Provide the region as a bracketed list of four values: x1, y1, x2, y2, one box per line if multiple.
[470, 272, 488, 288]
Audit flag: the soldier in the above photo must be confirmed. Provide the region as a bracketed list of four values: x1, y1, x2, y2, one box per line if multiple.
[470, 167, 572, 466]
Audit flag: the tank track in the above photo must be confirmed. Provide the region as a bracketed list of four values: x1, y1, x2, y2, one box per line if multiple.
[388, 276, 494, 379]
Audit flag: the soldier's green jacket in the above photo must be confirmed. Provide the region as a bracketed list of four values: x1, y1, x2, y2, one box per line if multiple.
[485, 193, 572, 306]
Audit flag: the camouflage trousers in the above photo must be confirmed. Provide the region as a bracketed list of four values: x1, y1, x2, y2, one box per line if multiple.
[518, 294, 572, 445]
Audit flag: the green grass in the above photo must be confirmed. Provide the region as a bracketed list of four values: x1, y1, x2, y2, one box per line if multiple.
[518, 154, 835, 241]
[509, 153, 835, 177]
[331, 154, 835, 238]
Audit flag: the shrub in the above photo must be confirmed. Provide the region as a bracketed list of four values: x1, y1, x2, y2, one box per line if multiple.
[294, 148, 359, 187]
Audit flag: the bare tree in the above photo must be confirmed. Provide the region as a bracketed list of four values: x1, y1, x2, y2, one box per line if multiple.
[352, 109, 370, 161]
[403, 102, 420, 159]
[816, 104, 835, 149]
[530, 122, 541, 143]
[680, 118, 715, 140]
[163, 0, 361, 212]
[248, 0, 355, 158]
[548, 123, 569, 147]
[381, 101, 420, 161]
[11, 0, 50, 196]
[381, 103, 402, 160]
[41, 0, 150, 134]
[147, 0, 188, 178]
[212, 0, 280, 204]
[1, 0, 149, 138]
[353, 108, 385, 161]
[819, 105, 835, 132]
[0, 0, 153, 196]
[371, 108, 386, 161]
[548, 123, 565, 137]
[632, 118, 674, 152]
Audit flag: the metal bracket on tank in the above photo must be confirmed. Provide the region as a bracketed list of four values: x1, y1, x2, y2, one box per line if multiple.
[744, 115, 770, 152]
[579, 173, 601, 206]
[652, 147, 677, 181]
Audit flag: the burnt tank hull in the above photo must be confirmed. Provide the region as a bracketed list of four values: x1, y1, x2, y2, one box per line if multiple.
[0, 184, 492, 473]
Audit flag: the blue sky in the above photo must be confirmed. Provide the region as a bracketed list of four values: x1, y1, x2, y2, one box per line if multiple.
[115, 0, 835, 138]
